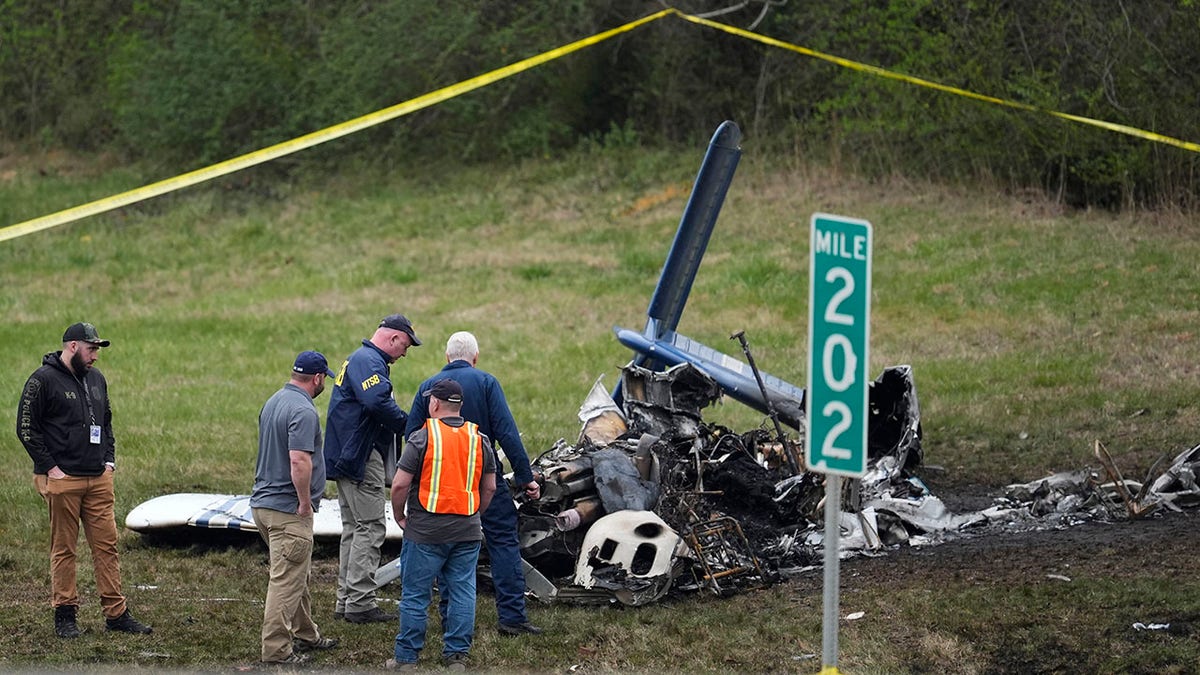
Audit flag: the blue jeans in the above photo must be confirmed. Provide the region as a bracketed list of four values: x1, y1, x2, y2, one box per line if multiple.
[439, 475, 528, 626]
[394, 540, 481, 663]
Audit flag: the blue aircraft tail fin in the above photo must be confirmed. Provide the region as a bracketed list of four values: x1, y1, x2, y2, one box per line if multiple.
[643, 120, 742, 341]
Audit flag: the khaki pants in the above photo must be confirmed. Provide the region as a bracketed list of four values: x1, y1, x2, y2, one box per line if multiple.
[252, 507, 320, 663]
[38, 471, 127, 618]
[335, 450, 386, 613]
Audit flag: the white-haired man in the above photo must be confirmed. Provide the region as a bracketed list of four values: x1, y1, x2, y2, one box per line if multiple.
[405, 331, 543, 637]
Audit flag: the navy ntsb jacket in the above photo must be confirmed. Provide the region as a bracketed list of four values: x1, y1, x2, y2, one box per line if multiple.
[324, 339, 409, 482]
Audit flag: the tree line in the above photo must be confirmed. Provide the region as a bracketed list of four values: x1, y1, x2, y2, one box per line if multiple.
[3, 0, 1197, 209]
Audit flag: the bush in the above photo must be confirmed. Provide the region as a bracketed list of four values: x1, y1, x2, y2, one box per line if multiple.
[2, 0, 1197, 209]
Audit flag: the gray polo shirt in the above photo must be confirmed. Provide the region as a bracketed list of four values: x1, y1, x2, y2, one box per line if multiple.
[251, 382, 326, 513]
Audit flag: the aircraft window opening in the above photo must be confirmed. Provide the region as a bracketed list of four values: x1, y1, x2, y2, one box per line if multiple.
[631, 543, 658, 575]
[598, 539, 618, 560]
[634, 523, 664, 538]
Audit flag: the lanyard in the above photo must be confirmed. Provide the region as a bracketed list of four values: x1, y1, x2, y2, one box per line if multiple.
[77, 374, 96, 427]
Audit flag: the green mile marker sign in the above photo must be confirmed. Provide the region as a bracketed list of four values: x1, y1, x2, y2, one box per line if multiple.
[806, 213, 872, 478]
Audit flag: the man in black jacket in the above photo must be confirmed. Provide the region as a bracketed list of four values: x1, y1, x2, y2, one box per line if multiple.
[16, 322, 151, 638]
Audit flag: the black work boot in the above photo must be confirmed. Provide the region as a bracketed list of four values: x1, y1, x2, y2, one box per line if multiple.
[54, 605, 82, 639]
[105, 609, 153, 634]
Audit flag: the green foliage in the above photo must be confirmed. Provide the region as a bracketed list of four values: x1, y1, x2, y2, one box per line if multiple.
[106, 1, 318, 163]
[2, 0, 1199, 207]
[765, 0, 1200, 208]
[0, 0, 134, 147]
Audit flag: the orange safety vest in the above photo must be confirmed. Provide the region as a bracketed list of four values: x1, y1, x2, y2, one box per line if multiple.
[417, 418, 486, 516]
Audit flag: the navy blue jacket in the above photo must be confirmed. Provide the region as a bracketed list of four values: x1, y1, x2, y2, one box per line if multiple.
[324, 339, 408, 482]
[405, 360, 534, 485]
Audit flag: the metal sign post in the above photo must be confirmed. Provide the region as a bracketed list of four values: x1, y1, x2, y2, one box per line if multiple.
[806, 213, 872, 674]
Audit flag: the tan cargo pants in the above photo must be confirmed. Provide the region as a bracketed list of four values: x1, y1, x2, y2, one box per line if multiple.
[252, 507, 321, 663]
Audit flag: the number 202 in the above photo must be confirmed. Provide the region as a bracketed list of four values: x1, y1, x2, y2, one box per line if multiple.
[821, 266, 857, 461]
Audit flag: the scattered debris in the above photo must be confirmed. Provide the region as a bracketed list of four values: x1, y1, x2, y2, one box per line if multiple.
[515, 361, 925, 605]
[515, 356, 1200, 607]
[1147, 443, 1200, 510]
[1093, 440, 1159, 518]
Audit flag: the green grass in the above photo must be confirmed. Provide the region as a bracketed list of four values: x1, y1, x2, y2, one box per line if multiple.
[2, 146, 1199, 670]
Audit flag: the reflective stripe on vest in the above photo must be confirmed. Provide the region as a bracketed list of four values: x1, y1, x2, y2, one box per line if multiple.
[418, 418, 485, 516]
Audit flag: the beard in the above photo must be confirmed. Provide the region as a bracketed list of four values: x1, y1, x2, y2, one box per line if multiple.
[70, 351, 90, 373]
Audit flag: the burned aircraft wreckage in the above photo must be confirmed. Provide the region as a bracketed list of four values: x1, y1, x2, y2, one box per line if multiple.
[508, 121, 1200, 606]
[513, 362, 923, 606]
[508, 121, 926, 605]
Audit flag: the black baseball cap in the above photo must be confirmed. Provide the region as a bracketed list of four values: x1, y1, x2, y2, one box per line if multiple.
[379, 313, 422, 346]
[423, 378, 463, 404]
[62, 322, 110, 347]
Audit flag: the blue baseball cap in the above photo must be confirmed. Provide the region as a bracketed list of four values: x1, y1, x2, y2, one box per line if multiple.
[293, 350, 335, 377]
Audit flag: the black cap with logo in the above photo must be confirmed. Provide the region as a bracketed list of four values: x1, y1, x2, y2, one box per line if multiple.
[62, 322, 111, 347]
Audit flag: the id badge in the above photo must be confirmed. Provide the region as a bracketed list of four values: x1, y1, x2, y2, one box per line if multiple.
[90, 425, 102, 445]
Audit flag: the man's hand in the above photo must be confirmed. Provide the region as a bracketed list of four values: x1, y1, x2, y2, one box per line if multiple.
[297, 501, 313, 517]
[522, 479, 541, 501]
[47, 466, 66, 480]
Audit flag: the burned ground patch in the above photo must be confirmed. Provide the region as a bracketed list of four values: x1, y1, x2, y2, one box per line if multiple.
[784, 504, 1200, 674]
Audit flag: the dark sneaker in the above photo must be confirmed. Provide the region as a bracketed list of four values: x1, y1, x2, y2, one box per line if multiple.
[294, 636, 339, 652]
[266, 652, 310, 665]
[105, 609, 153, 634]
[344, 607, 392, 624]
[443, 652, 469, 671]
[333, 609, 345, 621]
[498, 621, 543, 636]
[54, 605, 82, 639]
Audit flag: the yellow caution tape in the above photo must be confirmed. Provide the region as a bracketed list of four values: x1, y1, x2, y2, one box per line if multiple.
[4, 6, 1197, 244]
[675, 11, 1200, 154]
[0, 9, 674, 244]
[818, 668, 842, 675]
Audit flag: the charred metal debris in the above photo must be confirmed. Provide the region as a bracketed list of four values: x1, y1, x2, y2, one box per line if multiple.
[512, 362, 1200, 607]
[514, 361, 924, 606]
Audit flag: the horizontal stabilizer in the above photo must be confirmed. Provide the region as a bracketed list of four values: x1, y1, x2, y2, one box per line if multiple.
[615, 327, 805, 429]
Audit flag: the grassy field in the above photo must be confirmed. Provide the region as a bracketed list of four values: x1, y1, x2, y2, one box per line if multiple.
[1, 142, 1199, 672]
